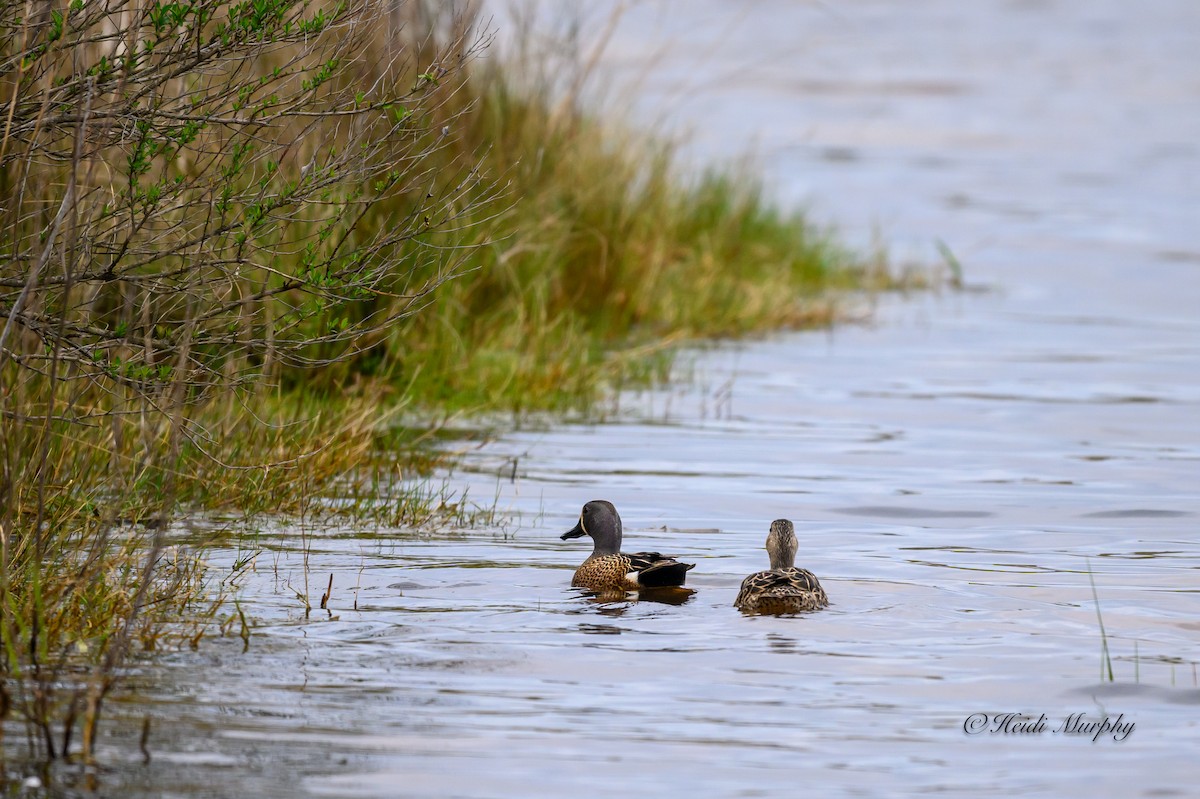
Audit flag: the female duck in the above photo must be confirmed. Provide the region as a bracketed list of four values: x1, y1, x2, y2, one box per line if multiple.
[735, 519, 829, 613]
[561, 500, 695, 592]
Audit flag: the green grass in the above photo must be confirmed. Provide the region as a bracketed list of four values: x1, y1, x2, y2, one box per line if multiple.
[312, 76, 897, 414]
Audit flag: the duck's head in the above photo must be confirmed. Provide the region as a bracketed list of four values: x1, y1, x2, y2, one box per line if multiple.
[766, 518, 798, 569]
[561, 500, 623, 554]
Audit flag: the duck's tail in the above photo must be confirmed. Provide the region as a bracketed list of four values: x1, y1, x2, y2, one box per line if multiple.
[636, 560, 695, 588]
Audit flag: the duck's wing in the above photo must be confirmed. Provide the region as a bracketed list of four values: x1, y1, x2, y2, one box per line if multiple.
[735, 569, 777, 606]
[626, 551, 670, 570]
[625, 551, 696, 588]
[778, 567, 826, 597]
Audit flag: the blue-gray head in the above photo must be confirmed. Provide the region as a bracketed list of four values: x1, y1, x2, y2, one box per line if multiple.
[766, 519, 798, 569]
[561, 500, 623, 555]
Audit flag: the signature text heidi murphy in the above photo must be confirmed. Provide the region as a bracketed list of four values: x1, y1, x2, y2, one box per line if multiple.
[963, 712, 1134, 742]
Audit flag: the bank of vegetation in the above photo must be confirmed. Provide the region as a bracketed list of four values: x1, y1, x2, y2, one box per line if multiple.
[0, 0, 897, 771]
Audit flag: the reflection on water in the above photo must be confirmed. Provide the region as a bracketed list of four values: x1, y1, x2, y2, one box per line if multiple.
[15, 0, 1200, 796]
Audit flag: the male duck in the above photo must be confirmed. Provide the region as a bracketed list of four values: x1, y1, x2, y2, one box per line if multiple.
[735, 519, 829, 614]
[561, 500, 695, 592]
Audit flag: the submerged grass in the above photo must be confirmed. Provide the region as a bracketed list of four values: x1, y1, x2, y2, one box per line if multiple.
[0, 381, 458, 771]
[1087, 558, 1115, 682]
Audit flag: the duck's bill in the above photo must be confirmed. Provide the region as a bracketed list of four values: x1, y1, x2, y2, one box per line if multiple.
[561, 519, 586, 540]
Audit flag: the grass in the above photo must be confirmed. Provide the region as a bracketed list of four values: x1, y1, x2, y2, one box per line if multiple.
[0, 380, 462, 766]
[302, 72, 900, 414]
[1084, 560, 1200, 688]
[1087, 557, 1115, 682]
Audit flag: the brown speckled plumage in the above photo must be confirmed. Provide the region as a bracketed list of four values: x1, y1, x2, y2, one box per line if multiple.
[735, 519, 828, 614]
[562, 501, 694, 592]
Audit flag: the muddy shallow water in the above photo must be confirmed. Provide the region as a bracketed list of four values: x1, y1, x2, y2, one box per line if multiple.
[28, 1, 1200, 796]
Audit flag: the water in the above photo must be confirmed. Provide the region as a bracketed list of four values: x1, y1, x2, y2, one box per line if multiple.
[40, 1, 1200, 796]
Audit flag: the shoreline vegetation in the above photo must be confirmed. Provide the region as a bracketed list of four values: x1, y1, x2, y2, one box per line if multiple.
[0, 0, 911, 774]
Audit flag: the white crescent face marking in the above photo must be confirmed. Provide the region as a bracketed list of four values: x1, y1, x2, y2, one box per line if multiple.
[579, 513, 589, 537]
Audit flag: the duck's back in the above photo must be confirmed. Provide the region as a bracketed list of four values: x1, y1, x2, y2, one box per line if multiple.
[735, 566, 828, 613]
